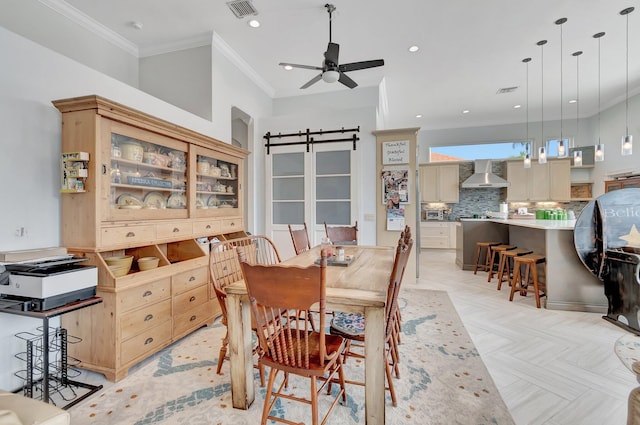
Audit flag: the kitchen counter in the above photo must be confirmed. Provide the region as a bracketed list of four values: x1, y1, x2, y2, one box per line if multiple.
[488, 218, 576, 230]
[456, 218, 606, 313]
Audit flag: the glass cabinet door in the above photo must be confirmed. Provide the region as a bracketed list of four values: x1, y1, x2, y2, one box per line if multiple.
[192, 146, 241, 217]
[105, 120, 189, 221]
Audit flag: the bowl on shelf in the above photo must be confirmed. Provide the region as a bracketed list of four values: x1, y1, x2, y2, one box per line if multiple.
[137, 256, 160, 271]
[105, 255, 133, 276]
[108, 264, 130, 277]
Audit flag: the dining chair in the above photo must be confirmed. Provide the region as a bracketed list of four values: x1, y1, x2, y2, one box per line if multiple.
[329, 231, 413, 407]
[209, 235, 281, 382]
[238, 249, 347, 425]
[324, 221, 358, 245]
[288, 223, 312, 255]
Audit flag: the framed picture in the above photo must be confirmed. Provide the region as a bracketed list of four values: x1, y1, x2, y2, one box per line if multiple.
[381, 168, 409, 208]
[382, 140, 410, 165]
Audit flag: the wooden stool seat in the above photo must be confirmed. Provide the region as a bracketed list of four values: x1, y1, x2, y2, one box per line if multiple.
[487, 244, 517, 282]
[496, 248, 533, 290]
[509, 254, 547, 308]
[473, 241, 501, 274]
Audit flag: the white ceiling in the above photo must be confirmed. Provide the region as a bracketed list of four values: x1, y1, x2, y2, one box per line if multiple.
[41, 0, 640, 130]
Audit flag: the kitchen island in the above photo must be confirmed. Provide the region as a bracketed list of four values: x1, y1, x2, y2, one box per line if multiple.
[456, 218, 606, 312]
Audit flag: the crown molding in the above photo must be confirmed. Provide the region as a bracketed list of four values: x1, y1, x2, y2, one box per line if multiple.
[139, 33, 212, 57]
[212, 32, 275, 98]
[39, 0, 138, 56]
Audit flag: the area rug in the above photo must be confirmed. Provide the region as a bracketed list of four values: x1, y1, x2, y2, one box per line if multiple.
[69, 288, 514, 424]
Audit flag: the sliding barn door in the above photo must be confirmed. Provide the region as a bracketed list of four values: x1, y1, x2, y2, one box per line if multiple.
[266, 142, 357, 259]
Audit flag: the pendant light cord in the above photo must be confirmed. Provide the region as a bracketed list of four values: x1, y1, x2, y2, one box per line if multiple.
[625, 11, 629, 135]
[537, 40, 547, 152]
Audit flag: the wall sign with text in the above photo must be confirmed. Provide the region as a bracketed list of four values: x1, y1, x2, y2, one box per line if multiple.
[382, 140, 410, 165]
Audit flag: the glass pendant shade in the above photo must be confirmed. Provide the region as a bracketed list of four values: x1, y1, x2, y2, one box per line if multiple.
[538, 146, 547, 164]
[524, 153, 531, 168]
[622, 134, 633, 155]
[595, 143, 605, 161]
[558, 140, 567, 157]
[573, 150, 583, 167]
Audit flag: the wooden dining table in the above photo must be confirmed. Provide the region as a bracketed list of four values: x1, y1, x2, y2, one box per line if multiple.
[224, 244, 395, 424]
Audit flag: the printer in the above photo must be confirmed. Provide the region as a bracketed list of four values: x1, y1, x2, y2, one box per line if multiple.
[0, 256, 97, 311]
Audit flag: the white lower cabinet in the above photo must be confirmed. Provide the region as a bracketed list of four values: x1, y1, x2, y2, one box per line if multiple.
[420, 222, 457, 249]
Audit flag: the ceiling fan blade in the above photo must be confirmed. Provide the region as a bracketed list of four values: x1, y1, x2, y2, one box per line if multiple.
[279, 62, 323, 71]
[300, 73, 323, 89]
[339, 59, 385, 73]
[338, 72, 358, 89]
[324, 42, 340, 65]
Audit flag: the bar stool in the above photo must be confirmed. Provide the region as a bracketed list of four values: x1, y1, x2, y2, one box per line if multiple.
[496, 248, 533, 290]
[473, 241, 501, 274]
[509, 254, 547, 308]
[486, 244, 517, 282]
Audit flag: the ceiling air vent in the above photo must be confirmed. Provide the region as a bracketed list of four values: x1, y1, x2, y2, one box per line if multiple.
[496, 86, 518, 94]
[226, 0, 258, 18]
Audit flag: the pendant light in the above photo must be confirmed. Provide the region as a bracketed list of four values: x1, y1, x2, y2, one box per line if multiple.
[572, 50, 583, 167]
[593, 31, 606, 162]
[620, 7, 634, 156]
[556, 18, 568, 158]
[523, 57, 532, 168]
[538, 39, 548, 164]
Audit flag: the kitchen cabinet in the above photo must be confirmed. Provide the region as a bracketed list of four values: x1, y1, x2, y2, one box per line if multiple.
[506, 159, 570, 202]
[419, 164, 459, 203]
[605, 176, 640, 192]
[53, 95, 249, 381]
[420, 222, 457, 249]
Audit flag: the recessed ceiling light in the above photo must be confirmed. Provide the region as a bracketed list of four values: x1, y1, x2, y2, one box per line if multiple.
[513, 104, 522, 109]
[132, 21, 143, 30]
[462, 109, 470, 114]
[408, 45, 419, 53]
[568, 99, 577, 104]
[415, 114, 422, 118]
[283, 65, 293, 71]
[248, 19, 260, 28]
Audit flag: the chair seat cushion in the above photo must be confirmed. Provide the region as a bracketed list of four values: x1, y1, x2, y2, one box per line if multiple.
[330, 311, 365, 337]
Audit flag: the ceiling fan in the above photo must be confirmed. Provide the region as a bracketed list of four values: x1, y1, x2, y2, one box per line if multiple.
[279, 3, 384, 89]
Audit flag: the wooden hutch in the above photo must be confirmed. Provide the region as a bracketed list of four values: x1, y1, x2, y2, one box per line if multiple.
[53, 95, 248, 381]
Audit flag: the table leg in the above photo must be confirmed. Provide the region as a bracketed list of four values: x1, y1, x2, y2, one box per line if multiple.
[227, 292, 254, 409]
[364, 305, 385, 424]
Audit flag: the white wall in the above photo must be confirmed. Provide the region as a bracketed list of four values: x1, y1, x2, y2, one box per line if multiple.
[140, 46, 213, 120]
[0, 26, 222, 391]
[0, 0, 139, 86]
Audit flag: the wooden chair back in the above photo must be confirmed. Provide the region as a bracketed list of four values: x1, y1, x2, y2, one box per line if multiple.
[239, 250, 336, 369]
[385, 235, 413, 338]
[324, 221, 358, 245]
[210, 235, 281, 321]
[288, 223, 312, 255]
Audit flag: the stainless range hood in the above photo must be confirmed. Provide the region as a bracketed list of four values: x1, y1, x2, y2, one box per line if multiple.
[461, 159, 509, 188]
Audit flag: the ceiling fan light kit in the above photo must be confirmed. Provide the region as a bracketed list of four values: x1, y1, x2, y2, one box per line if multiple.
[278, 3, 384, 89]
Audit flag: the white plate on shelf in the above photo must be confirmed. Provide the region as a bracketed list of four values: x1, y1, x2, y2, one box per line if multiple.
[116, 193, 143, 208]
[167, 193, 187, 209]
[196, 196, 207, 209]
[207, 195, 218, 208]
[119, 205, 143, 209]
[143, 191, 166, 209]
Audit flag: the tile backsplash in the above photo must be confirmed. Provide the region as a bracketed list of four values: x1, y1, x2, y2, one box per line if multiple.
[421, 161, 589, 220]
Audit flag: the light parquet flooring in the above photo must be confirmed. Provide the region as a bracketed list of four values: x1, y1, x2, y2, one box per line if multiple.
[413, 248, 636, 425]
